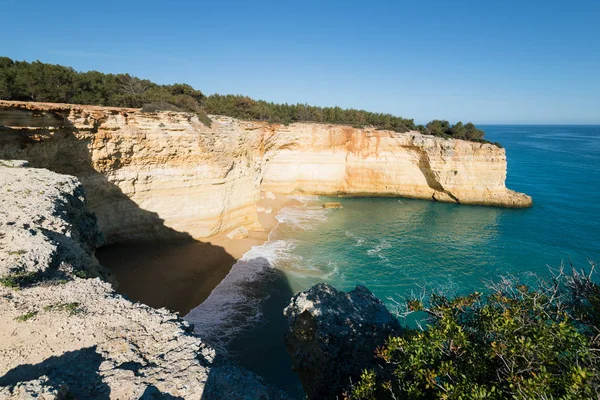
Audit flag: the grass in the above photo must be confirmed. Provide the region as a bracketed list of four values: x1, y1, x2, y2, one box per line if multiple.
[73, 270, 89, 279]
[0, 271, 41, 288]
[44, 302, 80, 315]
[15, 311, 38, 322]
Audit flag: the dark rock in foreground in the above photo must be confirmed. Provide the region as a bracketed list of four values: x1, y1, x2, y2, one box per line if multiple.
[284, 283, 402, 399]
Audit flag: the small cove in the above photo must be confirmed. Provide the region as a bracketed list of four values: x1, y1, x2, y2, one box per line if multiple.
[100, 125, 600, 398]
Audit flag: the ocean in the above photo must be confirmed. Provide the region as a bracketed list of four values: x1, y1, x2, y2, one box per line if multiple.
[185, 125, 600, 397]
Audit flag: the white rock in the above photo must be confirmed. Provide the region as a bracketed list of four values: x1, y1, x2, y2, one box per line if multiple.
[226, 226, 249, 240]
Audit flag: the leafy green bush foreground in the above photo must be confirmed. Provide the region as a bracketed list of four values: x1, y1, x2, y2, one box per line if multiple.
[0, 57, 493, 144]
[350, 264, 600, 399]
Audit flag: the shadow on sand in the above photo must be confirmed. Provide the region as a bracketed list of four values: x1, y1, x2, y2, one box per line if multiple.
[0, 107, 237, 314]
[0, 108, 304, 398]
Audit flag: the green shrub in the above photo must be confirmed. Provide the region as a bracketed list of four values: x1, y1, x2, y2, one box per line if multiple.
[419, 120, 492, 145]
[196, 111, 212, 128]
[72, 269, 89, 279]
[349, 265, 600, 399]
[15, 311, 38, 322]
[44, 302, 80, 315]
[0, 271, 41, 288]
[141, 102, 183, 112]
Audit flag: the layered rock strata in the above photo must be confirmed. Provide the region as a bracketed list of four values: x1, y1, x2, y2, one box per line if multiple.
[0, 101, 531, 243]
[0, 163, 287, 399]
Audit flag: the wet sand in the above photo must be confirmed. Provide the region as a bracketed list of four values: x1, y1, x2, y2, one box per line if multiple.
[95, 193, 301, 315]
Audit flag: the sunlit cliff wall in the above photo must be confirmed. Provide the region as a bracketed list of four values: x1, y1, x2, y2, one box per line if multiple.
[0, 101, 531, 243]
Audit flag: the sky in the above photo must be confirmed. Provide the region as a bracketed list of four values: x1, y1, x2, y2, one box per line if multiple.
[1, 0, 599, 124]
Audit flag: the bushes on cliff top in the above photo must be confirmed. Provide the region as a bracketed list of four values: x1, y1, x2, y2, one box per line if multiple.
[0, 57, 205, 112]
[348, 264, 600, 400]
[0, 56, 491, 144]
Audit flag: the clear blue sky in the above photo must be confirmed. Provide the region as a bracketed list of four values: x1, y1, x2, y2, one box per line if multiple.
[1, 0, 598, 124]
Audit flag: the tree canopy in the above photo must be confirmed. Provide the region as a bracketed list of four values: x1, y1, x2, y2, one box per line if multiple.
[0, 57, 494, 144]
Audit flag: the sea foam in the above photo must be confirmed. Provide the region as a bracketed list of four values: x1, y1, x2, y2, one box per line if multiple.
[184, 197, 328, 349]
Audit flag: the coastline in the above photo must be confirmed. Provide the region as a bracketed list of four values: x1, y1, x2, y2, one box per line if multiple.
[95, 192, 302, 316]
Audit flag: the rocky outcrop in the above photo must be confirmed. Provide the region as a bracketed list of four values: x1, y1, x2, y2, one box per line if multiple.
[0, 101, 530, 243]
[284, 284, 402, 399]
[0, 160, 109, 283]
[0, 163, 287, 399]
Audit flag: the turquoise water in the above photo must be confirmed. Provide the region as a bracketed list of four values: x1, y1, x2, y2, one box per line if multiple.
[186, 125, 600, 396]
[280, 125, 600, 301]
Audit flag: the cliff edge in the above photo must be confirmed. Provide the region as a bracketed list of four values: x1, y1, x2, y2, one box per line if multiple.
[0, 162, 287, 399]
[0, 101, 531, 244]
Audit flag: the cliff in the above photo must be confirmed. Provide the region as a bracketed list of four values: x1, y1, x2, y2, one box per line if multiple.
[0, 101, 531, 243]
[0, 162, 287, 399]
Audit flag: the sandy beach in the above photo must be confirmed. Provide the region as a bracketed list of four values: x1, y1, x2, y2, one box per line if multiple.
[96, 193, 302, 315]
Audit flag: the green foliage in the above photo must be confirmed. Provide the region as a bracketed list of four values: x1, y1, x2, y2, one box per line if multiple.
[0, 57, 491, 143]
[419, 119, 487, 142]
[0, 271, 41, 288]
[0, 57, 205, 113]
[203, 94, 416, 133]
[196, 111, 212, 128]
[72, 269, 89, 279]
[350, 265, 600, 399]
[15, 311, 38, 322]
[44, 302, 80, 315]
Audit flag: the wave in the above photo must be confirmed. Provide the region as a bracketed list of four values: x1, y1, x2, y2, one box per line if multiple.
[184, 197, 329, 350]
[184, 239, 302, 349]
[289, 194, 320, 203]
[276, 204, 328, 230]
[345, 230, 365, 246]
[367, 239, 392, 262]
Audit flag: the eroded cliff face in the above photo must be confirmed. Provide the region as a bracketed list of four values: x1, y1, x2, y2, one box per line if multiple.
[0, 101, 531, 243]
[0, 163, 288, 399]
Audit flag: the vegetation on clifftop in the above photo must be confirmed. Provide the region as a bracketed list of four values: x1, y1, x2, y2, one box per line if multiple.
[0, 57, 493, 144]
[349, 264, 600, 399]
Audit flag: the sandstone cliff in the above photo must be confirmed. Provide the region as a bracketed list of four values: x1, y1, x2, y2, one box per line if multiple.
[0, 101, 531, 243]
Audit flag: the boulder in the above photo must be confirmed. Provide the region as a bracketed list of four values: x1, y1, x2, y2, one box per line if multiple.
[322, 202, 343, 209]
[283, 284, 402, 399]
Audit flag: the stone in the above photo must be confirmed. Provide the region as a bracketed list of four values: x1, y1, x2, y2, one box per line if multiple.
[284, 283, 403, 399]
[0, 101, 531, 246]
[0, 163, 286, 399]
[322, 202, 343, 209]
[226, 226, 249, 240]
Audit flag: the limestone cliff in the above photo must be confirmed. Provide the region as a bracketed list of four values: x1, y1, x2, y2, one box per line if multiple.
[0, 101, 531, 243]
[0, 163, 288, 399]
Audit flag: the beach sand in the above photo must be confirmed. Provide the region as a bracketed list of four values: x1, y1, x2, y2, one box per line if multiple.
[95, 193, 301, 315]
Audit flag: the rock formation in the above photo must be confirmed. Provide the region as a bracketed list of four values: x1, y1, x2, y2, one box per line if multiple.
[284, 284, 403, 399]
[0, 163, 287, 399]
[0, 101, 531, 244]
[0, 100, 532, 398]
